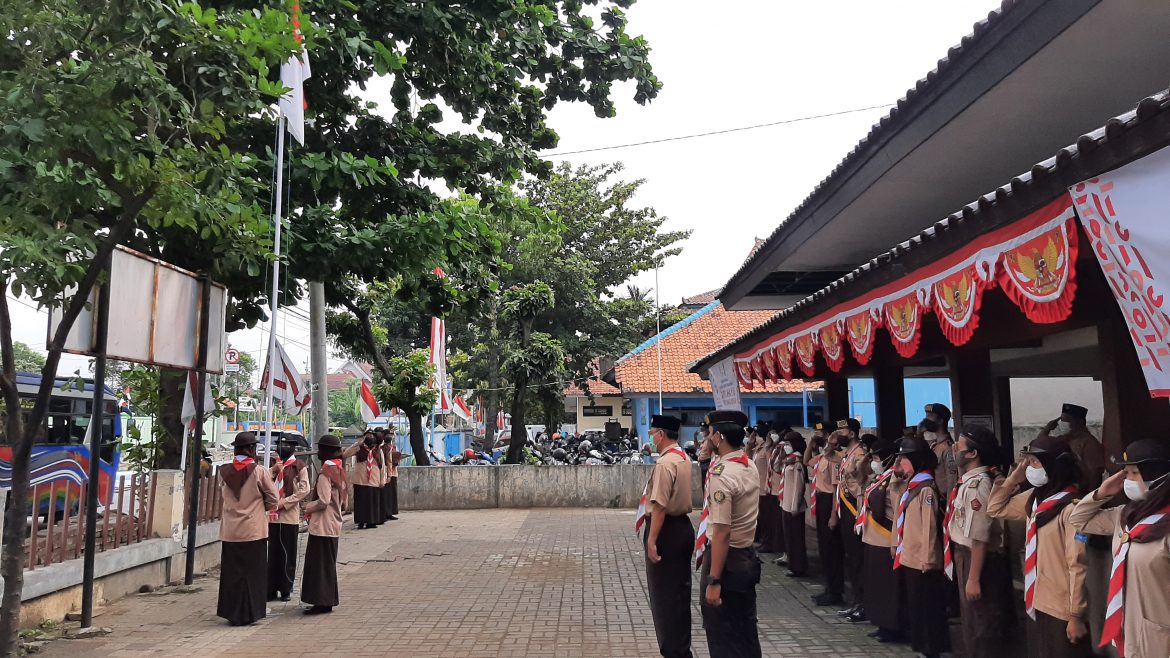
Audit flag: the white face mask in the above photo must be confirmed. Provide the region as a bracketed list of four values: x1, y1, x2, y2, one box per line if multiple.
[1025, 465, 1049, 488]
[923, 431, 939, 444]
[871, 459, 885, 475]
[1052, 421, 1072, 437]
[1124, 472, 1170, 501]
[780, 443, 792, 456]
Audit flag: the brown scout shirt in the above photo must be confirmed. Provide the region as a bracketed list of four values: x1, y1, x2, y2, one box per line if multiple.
[861, 473, 904, 548]
[947, 466, 1003, 550]
[839, 442, 870, 500]
[779, 459, 807, 514]
[813, 451, 842, 494]
[753, 444, 771, 494]
[706, 450, 759, 548]
[1037, 427, 1106, 490]
[271, 463, 311, 525]
[305, 465, 345, 538]
[988, 483, 1088, 622]
[1069, 494, 1170, 658]
[897, 479, 944, 571]
[347, 443, 383, 487]
[931, 434, 958, 502]
[220, 465, 279, 543]
[647, 448, 692, 516]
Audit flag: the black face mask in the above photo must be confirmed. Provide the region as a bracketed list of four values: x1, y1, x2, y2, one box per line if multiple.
[920, 418, 940, 433]
[278, 446, 294, 460]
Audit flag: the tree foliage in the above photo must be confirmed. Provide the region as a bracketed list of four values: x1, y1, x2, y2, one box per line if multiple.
[11, 342, 44, 373]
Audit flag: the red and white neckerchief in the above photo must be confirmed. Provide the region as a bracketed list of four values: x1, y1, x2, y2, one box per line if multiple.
[776, 455, 797, 507]
[274, 455, 297, 499]
[855, 468, 892, 536]
[634, 447, 687, 534]
[323, 458, 342, 470]
[941, 486, 959, 578]
[363, 446, 375, 482]
[893, 471, 935, 569]
[1100, 503, 1170, 656]
[232, 455, 254, 470]
[696, 453, 749, 569]
[1024, 486, 1078, 619]
[832, 443, 863, 518]
[809, 456, 823, 518]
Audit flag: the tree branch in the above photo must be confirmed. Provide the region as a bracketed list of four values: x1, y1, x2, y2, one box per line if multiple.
[0, 290, 20, 408]
[340, 297, 393, 382]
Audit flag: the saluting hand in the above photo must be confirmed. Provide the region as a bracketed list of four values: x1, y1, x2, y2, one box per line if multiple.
[704, 583, 722, 607]
[1096, 470, 1126, 500]
[1005, 461, 1027, 485]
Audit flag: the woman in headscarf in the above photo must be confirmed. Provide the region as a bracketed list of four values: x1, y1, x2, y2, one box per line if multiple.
[267, 435, 310, 602]
[859, 435, 906, 644]
[301, 435, 349, 614]
[345, 431, 383, 529]
[217, 432, 279, 626]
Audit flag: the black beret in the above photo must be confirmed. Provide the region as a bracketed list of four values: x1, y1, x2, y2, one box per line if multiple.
[1117, 438, 1170, 466]
[232, 432, 258, 447]
[1061, 403, 1089, 419]
[895, 436, 931, 456]
[706, 409, 748, 427]
[650, 415, 682, 433]
[836, 418, 861, 434]
[316, 435, 342, 449]
[924, 403, 951, 418]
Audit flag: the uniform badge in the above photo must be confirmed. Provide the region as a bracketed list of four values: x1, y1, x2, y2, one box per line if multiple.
[712, 464, 725, 476]
[713, 490, 727, 503]
[970, 499, 982, 512]
[924, 492, 934, 506]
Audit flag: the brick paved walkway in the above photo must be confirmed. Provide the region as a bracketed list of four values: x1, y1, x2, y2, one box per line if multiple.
[41, 509, 916, 657]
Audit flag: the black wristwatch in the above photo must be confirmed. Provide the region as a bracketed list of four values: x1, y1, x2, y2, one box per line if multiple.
[708, 577, 722, 587]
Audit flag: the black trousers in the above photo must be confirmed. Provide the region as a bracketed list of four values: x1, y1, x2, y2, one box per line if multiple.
[781, 509, 807, 574]
[381, 483, 394, 521]
[644, 515, 695, 658]
[389, 476, 399, 515]
[953, 545, 1013, 658]
[218, 539, 267, 625]
[814, 492, 844, 595]
[903, 566, 951, 656]
[862, 542, 905, 633]
[1028, 610, 1093, 658]
[700, 547, 761, 658]
[837, 498, 864, 605]
[267, 522, 298, 597]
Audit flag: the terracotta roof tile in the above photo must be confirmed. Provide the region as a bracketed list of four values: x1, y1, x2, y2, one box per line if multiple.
[616, 303, 821, 395]
[564, 378, 622, 397]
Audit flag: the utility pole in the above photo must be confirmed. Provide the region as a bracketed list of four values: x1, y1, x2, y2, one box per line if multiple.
[309, 281, 329, 446]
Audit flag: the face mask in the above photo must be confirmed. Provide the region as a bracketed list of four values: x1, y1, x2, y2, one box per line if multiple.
[923, 431, 939, 444]
[921, 419, 940, 433]
[278, 446, 294, 460]
[1124, 472, 1170, 501]
[871, 459, 885, 475]
[780, 443, 792, 456]
[1025, 465, 1049, 487]
[1052, 421, 1072, 437]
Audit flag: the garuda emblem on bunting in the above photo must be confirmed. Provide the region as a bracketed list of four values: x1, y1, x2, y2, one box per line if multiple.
[775, 343, 794, 380]
[845, 311, 878, 365]
[793, 333, 817, 377]
[761, 348, 778, 380]
[997, 219, 1078, 323]
[736, 360, 754, 390]
[818, 324, 845, 372]
[883, 295, 923, 358]
[750, 356, 765, 385]
[932, 266, 984, 346]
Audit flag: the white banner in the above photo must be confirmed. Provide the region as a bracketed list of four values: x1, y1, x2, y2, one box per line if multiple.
[1071, 147, 1170, 397]
[709, 357, 743, 411]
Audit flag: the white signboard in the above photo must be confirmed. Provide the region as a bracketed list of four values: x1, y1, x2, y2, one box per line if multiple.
[49, 246, 227, 373]
[709, 357, 743, 411]
[1071, 147, 1170, 398]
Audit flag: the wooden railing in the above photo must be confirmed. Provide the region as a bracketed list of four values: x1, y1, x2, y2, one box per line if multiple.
[24, 472, 157, 571]
[185, 464, 224, 526]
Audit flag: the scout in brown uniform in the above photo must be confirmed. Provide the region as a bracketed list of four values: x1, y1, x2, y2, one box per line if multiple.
[753, 422, 780, 553]
[1069, 439, 1170, 658]
[892, 436, 950, 658]
[859, 436, 907, 643]
[302, 434, 349, 614]
[267, 436, 310, 602]
[642, 415, 694, 658]
[218, 432, 279, 626]
[988, 436, 1090, 658]
[381, 428, 402, 521]
[345, 431, 383, 528]
[699, 410, 761, 658]
[765, 428, 790, 566]
[917, 403, 958, 501]
[810, 422, 846, 606]
[947, 426, 1013, 657]
[829, 417, 869, 621]
[776, 431, 808, 576]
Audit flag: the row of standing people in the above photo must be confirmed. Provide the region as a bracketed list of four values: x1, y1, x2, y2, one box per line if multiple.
[216, 428, 403, 626]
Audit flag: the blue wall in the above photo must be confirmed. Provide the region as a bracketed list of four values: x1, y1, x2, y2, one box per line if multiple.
[631, 392, 825, 448]
[846, 378, 952, 428]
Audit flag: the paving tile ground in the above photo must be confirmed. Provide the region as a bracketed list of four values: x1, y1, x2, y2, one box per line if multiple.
[39, 509, 918, 657]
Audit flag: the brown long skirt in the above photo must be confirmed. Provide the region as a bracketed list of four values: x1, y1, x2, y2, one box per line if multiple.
[862, 543, 904, 633]
[217, 539, 268, 625]
[953, 544, 1013, 657]
[353, 484, 380, 526]
[267, 522, 299, 598]
[758, 495, 779, 552]
[1027, 610, 1092, 658]
[781, 509, 807, 574]
[903, 566, 951, 655]
[301, 534, 339, 607]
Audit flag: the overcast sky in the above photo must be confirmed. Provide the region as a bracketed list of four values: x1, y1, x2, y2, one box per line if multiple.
[11, 0, 999, 381]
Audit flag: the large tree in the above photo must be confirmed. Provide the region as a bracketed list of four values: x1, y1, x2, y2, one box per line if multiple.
[11, 343, 44, 374]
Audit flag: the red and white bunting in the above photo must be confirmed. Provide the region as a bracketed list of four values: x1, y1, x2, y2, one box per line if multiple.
[996, 217, 1078, 324]
[843, 310, 880, 365]
[359, 379, 380, 424]
[793, 333, 817, 377]
[818, 323, 845, 372]
[931, 265, 986, 346]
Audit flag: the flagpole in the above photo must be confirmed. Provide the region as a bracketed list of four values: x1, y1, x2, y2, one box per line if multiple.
[262, 113, 287, 467]
[655, 261, 663, 414]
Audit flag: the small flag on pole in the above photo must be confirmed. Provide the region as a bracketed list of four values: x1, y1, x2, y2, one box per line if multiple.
[261, 340, 312, 415]
[359, 379, 381, 424]
[278, 2, 311, 144]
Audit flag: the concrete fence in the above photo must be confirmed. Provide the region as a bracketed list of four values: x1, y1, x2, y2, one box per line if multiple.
[397, 464, 704, 510]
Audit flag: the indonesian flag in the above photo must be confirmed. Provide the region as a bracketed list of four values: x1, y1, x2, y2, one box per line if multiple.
[278, 2, 311, 145]
[496, 409, 505, 430]
[428, 267, 451, 413]
[261, 340, 312, 415]
[358, 379, 380, 424]
[181, 371, 214, 434]
[452, 395, 473, 423]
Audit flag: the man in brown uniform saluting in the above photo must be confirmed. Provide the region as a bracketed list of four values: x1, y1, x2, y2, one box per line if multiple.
[699, 409, 761, 658]
[641, 414, 694, 658]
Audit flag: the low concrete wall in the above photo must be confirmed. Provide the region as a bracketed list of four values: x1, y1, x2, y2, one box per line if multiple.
[398, 464, 704, 510]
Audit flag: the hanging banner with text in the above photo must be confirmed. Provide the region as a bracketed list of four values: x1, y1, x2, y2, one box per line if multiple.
[1071, 146, 1170, 398]
[709, 357, 743, 411]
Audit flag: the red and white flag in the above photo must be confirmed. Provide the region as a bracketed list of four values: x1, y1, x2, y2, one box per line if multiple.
[452, 395, 473, 424]
[278, 2, 311, 145]
[359, 379, 380, 424]
[261, 339, 312, 415]
[428, 267, 451, 413]
[180, 371, 214, 434]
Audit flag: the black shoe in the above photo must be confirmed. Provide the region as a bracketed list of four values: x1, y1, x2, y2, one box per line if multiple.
[303, 605, 333, 615]
[836, 604, 860, 616]
[785, 570, 806, 578]
[387, 515, 398, 520]
[846, 607, 867, 623]
[280, 593, 291, 602]
[877, 631, 906, 644]
[773, 554, 788, 566]
[867, 629, 883, 639]
[812, 591, 844, 606]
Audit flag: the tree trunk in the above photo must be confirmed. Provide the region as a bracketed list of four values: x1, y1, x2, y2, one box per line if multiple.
[154, 368, 186, 469]
[505, 373, 529, 464]
[407, 409, 428, 466]
[0, 417, 28, 656]
[484, 300, 499, 448]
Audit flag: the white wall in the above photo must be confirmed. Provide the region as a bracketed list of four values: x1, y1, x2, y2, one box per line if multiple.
[1008, 377, 1103, 424]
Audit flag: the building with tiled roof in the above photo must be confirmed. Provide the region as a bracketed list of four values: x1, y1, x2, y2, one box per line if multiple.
[563, 362, 629, 433]
[614, 300, 825, 442]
